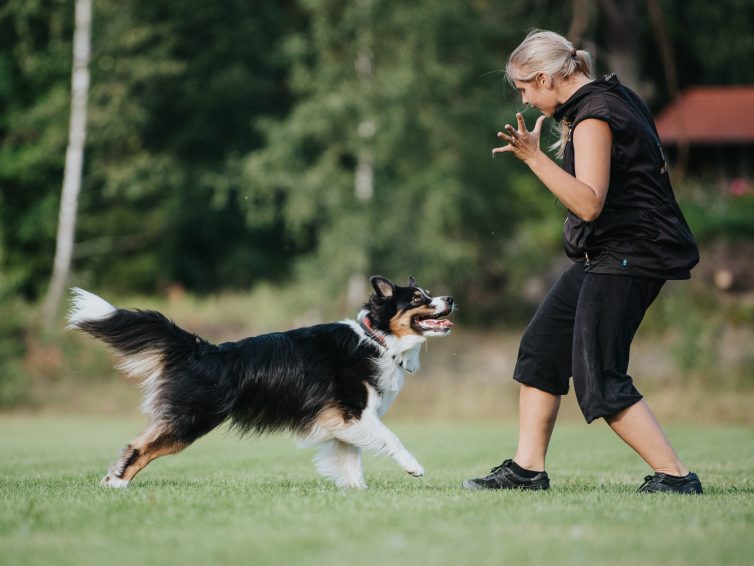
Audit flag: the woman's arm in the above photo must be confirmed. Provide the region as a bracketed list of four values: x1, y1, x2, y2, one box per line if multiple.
[493, 113, 611, 222]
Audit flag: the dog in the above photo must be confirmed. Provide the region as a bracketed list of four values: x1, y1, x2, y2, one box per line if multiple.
[68, 276, 454, 489]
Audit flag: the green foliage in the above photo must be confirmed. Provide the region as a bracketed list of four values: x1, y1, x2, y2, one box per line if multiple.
[643, 281, 754, 390]
[0, 0, 73, 299]
[680, 192, 754, 242]
[74, 0, 300, 294]
[0, 0, 751, 315]
[663, 291, 723, 380]
[0, 297, 28, 406]
[240, 0, 567, 309]
[0, 243, 29, 406]
[652, 0, 754, 91]
[0, 0, 299, 299]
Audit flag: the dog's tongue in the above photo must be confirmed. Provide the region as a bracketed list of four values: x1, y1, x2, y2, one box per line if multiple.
[419, 318, 453, 329]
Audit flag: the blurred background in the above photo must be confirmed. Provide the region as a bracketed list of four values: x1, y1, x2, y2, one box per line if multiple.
[1, 0, 752, 421]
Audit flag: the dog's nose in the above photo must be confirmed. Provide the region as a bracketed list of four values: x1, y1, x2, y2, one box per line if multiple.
[445, 297, 455, 308]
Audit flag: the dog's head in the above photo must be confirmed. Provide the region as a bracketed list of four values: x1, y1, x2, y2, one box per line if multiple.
[362, 275, 454, 339]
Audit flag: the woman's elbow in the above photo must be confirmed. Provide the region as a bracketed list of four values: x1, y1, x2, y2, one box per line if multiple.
[580, 203, 604, 222]
[581, 211, 600, 222]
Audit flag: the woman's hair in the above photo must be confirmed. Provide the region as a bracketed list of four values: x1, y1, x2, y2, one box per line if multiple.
[505, 29, 595, 157]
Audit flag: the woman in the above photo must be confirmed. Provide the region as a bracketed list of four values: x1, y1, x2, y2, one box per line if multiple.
[463, 30, 702, 493]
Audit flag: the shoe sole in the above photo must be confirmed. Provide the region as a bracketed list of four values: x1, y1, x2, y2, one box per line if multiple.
[461, 479, 549, 491]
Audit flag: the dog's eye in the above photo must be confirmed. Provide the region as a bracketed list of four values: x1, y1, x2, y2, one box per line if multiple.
[412, 294, 423, 303]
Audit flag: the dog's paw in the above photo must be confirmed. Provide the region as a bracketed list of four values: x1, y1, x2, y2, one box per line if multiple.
[405, 463, 425, 478]
[100, 474, 130, 488]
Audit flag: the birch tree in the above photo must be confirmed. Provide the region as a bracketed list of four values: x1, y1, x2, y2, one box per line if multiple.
[42, 0, 91, 330]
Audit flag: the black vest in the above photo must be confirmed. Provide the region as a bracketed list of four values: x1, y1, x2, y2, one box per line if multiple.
[553, 74, 699, 279]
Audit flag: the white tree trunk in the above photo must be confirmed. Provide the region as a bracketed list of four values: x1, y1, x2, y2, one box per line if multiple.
[43, 0, 91, 330]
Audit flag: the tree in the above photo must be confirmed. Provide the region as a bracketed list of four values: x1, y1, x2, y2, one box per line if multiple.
[238, 0, 555, 311]
[0, 0, 75, 300]
[42, 0, 91, 330]
[1, 0, 751, 319]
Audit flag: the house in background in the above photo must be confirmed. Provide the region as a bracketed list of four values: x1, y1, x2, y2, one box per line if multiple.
[654, 86, 754, 190]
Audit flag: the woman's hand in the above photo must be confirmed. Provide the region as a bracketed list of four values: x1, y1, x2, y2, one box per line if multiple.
[492, 115, 611, 222]
[492, 112, 546, 163]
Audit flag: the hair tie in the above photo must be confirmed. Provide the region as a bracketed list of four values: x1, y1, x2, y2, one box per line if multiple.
[571, 48, 577, 58]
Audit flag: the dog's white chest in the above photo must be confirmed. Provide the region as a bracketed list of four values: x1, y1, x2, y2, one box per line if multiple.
[377, 366, 405, 417]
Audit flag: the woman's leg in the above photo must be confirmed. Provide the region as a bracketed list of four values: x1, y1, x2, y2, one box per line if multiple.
[462, 265, 582, 490]
[510, 265, 584, 470]
[462, 384, 556, 489]
[513, 384, 561, 471]
[572, 273, 696, 484]
[605, 399, 688, 476]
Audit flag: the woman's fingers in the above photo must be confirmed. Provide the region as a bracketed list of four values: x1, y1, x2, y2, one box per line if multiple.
[493, 132, 514, 154]
[532, 115, 546, 135]
[497, 129, 518, 145]
[491, 145, 512, 155]
[493, 113, 544, 157]
[515, 112, 527, 131]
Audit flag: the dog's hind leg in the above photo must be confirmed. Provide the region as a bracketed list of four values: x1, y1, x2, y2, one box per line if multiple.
[313, 440, 366, 489]
[101, 422, 188, 488]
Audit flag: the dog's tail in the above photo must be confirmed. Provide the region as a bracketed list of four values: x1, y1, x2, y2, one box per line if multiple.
[67, 288, 226, 428]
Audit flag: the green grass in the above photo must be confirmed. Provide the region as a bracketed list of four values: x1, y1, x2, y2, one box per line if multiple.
[1, 416, 753, 566]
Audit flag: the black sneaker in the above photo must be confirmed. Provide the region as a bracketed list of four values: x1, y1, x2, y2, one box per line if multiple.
[462, 459, 550, 491]
[637, 471, 703, 494]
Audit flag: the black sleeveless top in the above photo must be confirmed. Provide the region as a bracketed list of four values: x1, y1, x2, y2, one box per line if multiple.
[553, 74, 699, 280]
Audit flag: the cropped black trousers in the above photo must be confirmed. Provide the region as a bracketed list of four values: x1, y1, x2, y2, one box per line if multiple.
[512, 262, 664, 423]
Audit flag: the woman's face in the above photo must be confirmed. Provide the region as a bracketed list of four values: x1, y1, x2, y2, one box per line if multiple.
[513, 74, 558, 117]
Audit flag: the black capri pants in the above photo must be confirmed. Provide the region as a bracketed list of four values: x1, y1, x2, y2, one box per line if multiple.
[512, 262, 664, 423]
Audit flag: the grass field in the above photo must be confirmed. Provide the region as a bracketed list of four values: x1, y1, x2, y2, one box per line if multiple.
[1, 416, 753, 566]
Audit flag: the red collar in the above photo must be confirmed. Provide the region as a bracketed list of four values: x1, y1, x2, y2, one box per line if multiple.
[358, 314, 387, 349]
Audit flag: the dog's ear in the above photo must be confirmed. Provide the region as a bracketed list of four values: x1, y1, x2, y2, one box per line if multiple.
[407, 275, 416, 288]
[371, 276, 395, 298]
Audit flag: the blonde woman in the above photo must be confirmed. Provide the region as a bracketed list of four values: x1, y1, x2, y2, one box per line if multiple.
[463, 30, 702, 493]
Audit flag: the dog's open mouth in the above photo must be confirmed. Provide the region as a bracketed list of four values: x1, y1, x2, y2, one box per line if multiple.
[413, 311, 454, 333]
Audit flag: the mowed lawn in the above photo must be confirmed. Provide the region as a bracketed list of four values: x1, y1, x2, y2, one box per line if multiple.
[1, 416, 752, 566]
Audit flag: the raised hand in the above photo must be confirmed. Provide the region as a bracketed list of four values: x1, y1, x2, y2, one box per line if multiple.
[492, 112, 546, 163]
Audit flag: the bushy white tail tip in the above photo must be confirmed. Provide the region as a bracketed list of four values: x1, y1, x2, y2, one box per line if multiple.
[67, 287, 117, 329]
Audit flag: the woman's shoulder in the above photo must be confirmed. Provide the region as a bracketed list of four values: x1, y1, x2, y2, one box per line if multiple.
[571, 93, 612, 128]
[574, 87, 646, 133]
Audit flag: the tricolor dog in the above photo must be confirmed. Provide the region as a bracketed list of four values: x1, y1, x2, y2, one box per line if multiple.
[68, 276, 454, 488]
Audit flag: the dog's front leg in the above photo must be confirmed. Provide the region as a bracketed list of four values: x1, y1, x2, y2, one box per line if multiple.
[332, 413, 424, 478]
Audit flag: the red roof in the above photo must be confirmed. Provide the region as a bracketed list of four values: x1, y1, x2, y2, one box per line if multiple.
[654, 86, 754, 144]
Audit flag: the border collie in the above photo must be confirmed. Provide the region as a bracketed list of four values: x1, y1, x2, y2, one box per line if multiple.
[68, 276, 454, 489]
